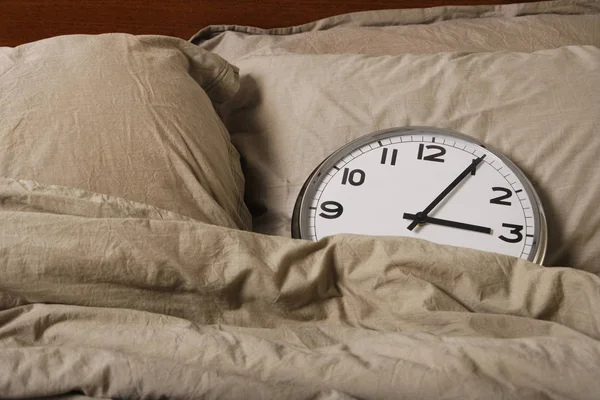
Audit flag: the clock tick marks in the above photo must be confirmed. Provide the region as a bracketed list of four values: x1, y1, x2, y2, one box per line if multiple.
[294, 128, 546, 264]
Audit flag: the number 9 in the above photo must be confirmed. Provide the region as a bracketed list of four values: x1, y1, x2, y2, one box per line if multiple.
[319, 201, 344, 219]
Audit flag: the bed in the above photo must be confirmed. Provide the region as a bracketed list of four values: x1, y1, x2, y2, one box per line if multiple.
[1, 1, 599, 399]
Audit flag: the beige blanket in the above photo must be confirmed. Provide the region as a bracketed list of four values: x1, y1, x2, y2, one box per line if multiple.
[1, 177, 599, 399]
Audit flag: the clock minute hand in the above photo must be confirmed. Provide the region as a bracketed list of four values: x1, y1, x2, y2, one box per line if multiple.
[407, 155, 486, 231]
[403, 213, 492, 234]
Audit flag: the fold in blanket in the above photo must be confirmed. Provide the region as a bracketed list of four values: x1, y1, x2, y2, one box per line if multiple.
[1, 178, 599, 399]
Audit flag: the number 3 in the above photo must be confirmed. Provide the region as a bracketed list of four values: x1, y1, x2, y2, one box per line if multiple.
[499, 223, 523, 243]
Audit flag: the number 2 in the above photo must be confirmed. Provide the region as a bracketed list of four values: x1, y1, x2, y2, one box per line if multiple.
[490, 187, 512, 206]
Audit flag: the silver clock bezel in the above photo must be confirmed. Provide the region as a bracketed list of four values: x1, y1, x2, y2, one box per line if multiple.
[292, 126, 547, 265]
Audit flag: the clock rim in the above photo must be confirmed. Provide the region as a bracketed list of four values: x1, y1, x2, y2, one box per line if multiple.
[291, 126, 548, 265]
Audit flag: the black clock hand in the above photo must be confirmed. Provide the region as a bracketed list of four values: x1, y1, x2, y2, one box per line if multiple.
[407, 155, 486, 231]
[403, 213, 492, 234]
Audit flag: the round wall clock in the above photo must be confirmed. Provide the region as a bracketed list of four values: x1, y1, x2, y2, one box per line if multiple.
[292, 126, 547, 264]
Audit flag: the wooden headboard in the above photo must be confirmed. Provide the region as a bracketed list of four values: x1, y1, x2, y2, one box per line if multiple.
[1, 0, 538, 47]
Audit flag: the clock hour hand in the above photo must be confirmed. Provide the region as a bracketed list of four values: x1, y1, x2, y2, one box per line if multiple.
[403, 213, 492, 234]
[407, 154, 486, 231]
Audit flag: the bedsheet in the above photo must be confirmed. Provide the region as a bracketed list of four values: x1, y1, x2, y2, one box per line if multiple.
[1, 177, 599, 399]
[195, 0, 600, 271]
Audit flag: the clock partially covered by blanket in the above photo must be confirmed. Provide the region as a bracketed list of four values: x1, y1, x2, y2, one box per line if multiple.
[292, 127, 547, 264]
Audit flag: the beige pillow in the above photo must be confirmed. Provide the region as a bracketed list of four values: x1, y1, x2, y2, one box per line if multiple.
[0, 34, 251, 230]
[193, 0, 600, 59]
[214, 45, 600, 272]
[195, 0, 600, 271]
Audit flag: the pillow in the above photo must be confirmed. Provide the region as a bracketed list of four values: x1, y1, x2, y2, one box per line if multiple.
[197, 12, 600, 272]
[193, 0, 600, 58]
[195, 0, 600, 271]
[0, 34, 251, 230]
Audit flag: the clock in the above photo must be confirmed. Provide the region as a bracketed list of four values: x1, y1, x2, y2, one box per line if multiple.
[292, 126, 547, 264]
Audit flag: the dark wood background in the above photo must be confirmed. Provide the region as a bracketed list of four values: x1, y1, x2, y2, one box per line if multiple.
[1, 0, 538, 47]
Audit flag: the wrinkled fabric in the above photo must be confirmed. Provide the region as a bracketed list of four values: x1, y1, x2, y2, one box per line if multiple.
[1, 178, 599, 399]
[193, 0, 600, 58]
[0, 33, 251, 231]
[209, 45, 600, 272]
[194, 0, 600, 272]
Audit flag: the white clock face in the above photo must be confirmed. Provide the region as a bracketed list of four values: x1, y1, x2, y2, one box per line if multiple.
[294, 128, 546, 263]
